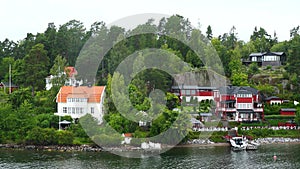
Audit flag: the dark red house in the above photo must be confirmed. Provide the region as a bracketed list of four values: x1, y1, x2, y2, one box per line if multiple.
[280, 108, 296, 116]
[0, 82, 18, 93]
[214, 86, 264, 122]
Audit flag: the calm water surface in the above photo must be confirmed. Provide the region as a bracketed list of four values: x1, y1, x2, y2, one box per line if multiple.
[0, 144, 299, 169]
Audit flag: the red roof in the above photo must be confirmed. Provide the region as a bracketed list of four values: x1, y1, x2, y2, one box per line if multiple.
[56, 86, 105, 103]
[65, 66, 77, 77]
[124, 133, 133, 137]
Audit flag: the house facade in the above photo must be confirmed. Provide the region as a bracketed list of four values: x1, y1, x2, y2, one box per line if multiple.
[171, 85, 217, 103]
[56, 86, 105, 123]
[214, 86, 264, 122]
[171, 85, 264, 122]
[264, 96, 283, 105]
[243, 52, 286, 66]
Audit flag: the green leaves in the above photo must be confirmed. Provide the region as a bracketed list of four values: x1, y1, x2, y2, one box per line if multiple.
[23, 43, 50, 96]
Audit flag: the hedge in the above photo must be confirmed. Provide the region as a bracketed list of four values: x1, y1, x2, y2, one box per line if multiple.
[264, 115, 295, 120]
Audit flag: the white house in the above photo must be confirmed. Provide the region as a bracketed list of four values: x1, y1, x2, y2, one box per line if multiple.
[46, 66, 83, 90]
[55, 86, 106, 123]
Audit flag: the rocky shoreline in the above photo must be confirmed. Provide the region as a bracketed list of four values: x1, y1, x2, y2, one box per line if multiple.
[0, 144, 103, 152]
[253, 137, 300, 145]
[1, 137, 300, 152]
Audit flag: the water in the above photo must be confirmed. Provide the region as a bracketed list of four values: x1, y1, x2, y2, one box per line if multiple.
[0, 144, 299, 169]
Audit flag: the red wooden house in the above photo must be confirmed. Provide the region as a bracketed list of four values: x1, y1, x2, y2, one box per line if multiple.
[171, 85, 217, 103]
[214, 86, 264, 122]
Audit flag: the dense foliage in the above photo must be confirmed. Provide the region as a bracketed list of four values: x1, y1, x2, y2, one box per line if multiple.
[0, 15, 300, 145]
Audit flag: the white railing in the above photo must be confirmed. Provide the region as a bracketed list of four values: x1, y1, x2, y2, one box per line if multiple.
[192, 127, 228, 132]
[216, 107, 236, 112]
[240, 126, 300, 130]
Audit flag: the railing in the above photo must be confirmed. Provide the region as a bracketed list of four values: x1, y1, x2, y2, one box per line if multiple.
[192, 127, 228, 132]
[240, 126, 300, 130]
[216, 107, 236, 112]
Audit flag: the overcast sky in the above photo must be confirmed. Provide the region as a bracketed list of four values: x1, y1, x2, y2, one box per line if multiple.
[1, 0, 299, 42]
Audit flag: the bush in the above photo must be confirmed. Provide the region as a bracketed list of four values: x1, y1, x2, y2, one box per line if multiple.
[264, 115, 295, 120]
[57, 130, 74, 145]
[239, 122, 267, 127]
[26, 127, 58, 145]
[229, 121, 240, 128]
[134, 130, 149, 138]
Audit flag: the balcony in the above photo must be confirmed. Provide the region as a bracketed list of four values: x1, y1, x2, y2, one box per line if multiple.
[253, 108, 263, 112]
[216, 107, 236, 112]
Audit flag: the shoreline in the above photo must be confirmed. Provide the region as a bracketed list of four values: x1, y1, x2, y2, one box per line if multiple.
[1, 137, 300, 152]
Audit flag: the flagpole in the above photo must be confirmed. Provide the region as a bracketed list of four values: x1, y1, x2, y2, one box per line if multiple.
[9, 64, 11, 94]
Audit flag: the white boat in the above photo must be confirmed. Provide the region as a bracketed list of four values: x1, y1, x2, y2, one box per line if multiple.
[230, 137, 247, 151]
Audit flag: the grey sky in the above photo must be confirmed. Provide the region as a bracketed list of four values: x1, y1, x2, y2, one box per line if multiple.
[1, 0, 299, 42]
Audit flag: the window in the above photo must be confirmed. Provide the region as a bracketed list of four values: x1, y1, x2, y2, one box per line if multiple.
[91, 107, 94, 114]
[185, 90, 191, 95]
[68, 107, 71, 114]
[191, 90, 196, 95]
[72, 107, 75, 114]
[63, 107, 67, 113]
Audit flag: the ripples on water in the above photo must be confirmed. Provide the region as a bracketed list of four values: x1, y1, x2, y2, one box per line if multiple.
[0, 144, 299, 169]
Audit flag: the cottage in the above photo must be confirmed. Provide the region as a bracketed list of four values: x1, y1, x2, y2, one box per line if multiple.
[264, 96, 283, 105]
[55, 86, 106, 123]
[243, 52, 286, 66]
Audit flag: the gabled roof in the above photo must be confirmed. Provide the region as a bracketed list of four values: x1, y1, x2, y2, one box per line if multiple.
[264, 96, 281, 101]
[280, 108, 296, 112]
[0, 82, 18, 88]
[249, 52, 285, 57]
[249, 52, 265, 57]
[218, 86, 259, 95]
[56, 86, 105, 103]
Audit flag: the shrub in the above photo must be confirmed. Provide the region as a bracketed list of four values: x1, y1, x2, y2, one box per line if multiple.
[26, 127, 58, 145]
[57, 130, 74, 145]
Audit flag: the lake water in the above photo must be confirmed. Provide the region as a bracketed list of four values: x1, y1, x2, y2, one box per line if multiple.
[0, 144, 299, 169]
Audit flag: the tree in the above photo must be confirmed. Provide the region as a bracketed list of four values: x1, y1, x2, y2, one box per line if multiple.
[56, 20, 86, 66]
[231, 72, 249, 86]
[0, 57, 14, 81]
[23, 43, 50, 96]
[286, 28, 300, 92]
[50, 55, 67, 87]
[248, 62, 260, 77]
[206, 25, 213, 40]
[250, 27, 276, 52]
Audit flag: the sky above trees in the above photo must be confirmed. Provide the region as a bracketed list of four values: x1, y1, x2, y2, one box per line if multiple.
[1, 0, 300, 42]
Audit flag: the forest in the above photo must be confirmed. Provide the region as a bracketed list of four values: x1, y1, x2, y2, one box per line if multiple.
[0, 15, 300, 145]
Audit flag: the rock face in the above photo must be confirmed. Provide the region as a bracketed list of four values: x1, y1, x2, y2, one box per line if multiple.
[173, 69, 228, 87]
